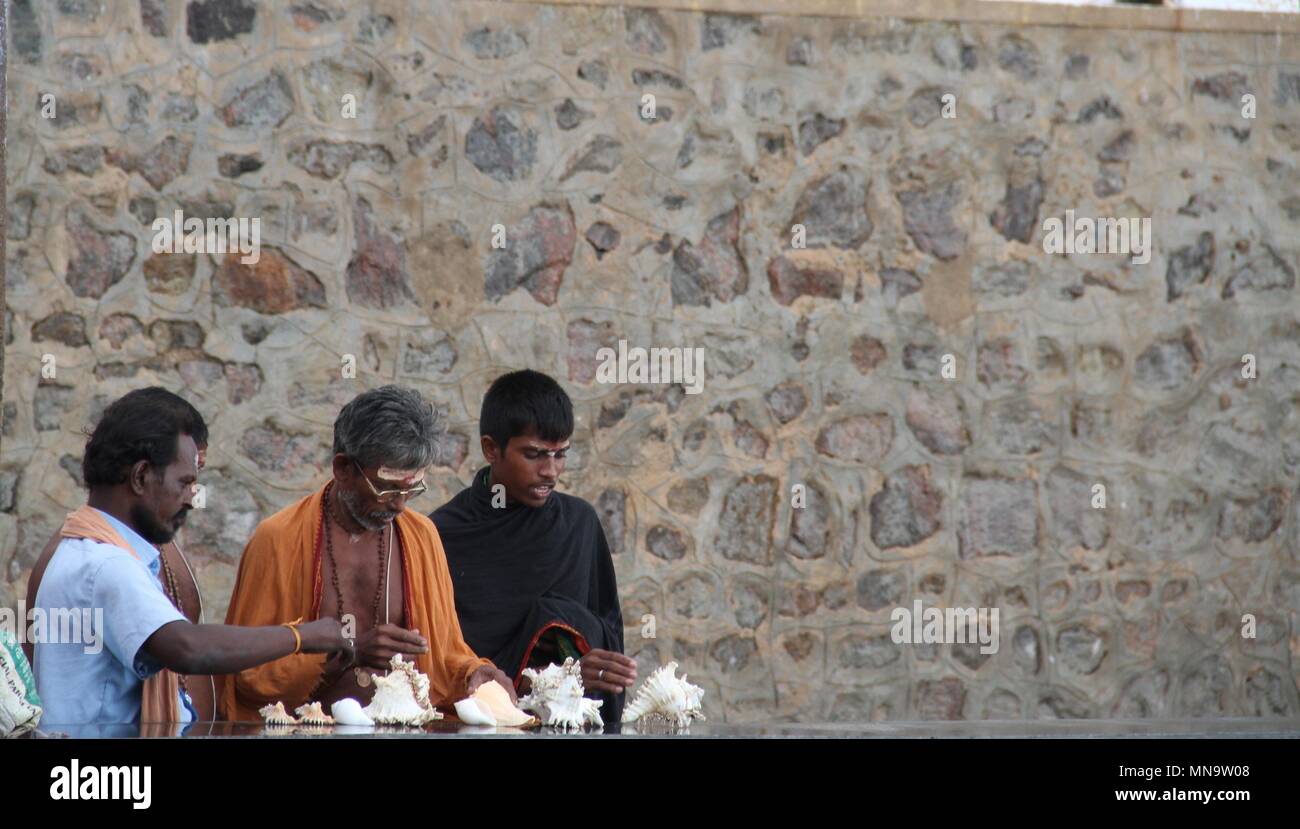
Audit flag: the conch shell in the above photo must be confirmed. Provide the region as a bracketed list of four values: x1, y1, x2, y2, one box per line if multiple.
[454, 680, 538, 728]
[621, 662, 705, 730]
[258, 701, 298, 726]
[453, 697, 496, 726]
[294, 701, 335, 725]
[362, 655, 443, 726]
[330, 698, 374, 727]
[518, 658, 604, 731]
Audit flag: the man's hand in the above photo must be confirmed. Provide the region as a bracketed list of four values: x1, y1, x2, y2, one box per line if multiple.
[298, 617, 350, 658]
[352, 624, 428, 670]
[580, 649, 637, 694]
[466, 664, 517, 704]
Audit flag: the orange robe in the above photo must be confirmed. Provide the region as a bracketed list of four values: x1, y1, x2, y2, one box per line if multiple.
[219, 486, 492, 721]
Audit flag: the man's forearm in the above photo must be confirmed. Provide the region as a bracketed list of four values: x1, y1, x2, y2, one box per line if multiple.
[147, 621, 302, 675]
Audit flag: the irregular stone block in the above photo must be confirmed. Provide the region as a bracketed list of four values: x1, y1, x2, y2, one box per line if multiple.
[870, 464, 942, 549]
[958, 475, 1039, 558]
[213, 248, 326, 313]
[715, 475, 777, 565]
[484, 202, 575, 306]
[816, 413, 893, 464]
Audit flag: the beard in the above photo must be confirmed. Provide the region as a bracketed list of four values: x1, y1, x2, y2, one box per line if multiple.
[338, 486, 401, 531]
[131, 502, 188, 545]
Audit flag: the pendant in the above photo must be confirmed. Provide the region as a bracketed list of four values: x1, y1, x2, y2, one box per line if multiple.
[355, 668, 371, 687]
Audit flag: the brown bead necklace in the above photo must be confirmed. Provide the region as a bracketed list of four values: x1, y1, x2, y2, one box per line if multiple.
[158, 550, 189, 696]
[323, 481, 387, 687]
[158, 540, 219, 719]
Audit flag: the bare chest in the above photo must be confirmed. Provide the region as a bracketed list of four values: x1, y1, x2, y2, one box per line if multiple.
[317, 522, 406, 630]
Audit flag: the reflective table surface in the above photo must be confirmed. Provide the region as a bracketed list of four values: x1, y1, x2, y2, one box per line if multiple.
[30, 718, 1300, 739]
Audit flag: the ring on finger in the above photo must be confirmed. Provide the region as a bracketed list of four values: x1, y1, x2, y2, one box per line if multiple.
[598, 669, 605, 681]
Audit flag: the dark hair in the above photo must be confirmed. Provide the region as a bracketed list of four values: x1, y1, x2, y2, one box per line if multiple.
[333, 385, 439, 469]
[480, 370, 573, 450]
[83, 387, 209, 489]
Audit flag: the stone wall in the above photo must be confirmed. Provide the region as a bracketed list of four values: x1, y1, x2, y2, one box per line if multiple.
[4, 0, 1300, 722]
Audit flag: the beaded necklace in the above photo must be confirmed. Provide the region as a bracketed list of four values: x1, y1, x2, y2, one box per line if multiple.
[322, 481, 387, 687]
[159, 540, 218, 717]
[158, 550, 188, 696]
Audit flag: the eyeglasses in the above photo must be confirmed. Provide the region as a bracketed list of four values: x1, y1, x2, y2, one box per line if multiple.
[352, 460, 428, 502]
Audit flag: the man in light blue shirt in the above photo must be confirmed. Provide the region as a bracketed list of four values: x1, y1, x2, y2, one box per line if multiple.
[31, 387, 351, 726]
[35, 510, 196, 725]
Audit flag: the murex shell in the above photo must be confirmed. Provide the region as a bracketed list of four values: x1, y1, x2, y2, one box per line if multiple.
[518, 658, 604, 731]
[363, 654, 443, 726]
[259, 701, 297, 726]
[621, 662, 705, 729]
[294, 701, 335, 725]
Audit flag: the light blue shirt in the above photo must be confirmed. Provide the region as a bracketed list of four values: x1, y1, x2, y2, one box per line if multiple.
[34, 508, 193, 726]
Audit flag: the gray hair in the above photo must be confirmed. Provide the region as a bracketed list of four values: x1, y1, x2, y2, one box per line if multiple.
[333, 385, 439, 469]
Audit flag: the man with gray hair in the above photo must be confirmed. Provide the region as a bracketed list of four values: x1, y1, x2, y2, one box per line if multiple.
[220, 385, 512, 720]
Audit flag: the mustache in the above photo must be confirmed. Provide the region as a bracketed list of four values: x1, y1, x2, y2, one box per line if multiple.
[338, 487, 401, 528]
[358, 509, 401, 529]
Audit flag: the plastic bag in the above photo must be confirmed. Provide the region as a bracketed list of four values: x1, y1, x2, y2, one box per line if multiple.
[0, 628, 42, 737]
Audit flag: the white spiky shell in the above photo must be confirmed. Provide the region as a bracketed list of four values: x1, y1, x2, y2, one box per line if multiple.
[621, 662, 705, 729]
[293, 701, 335, 725]
[518, 658, 604, 731]
[362, 655, 444, 726]
[258, 701, 298, 726]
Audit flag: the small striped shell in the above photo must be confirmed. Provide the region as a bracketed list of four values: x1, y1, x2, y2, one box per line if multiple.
[258, 701, 298, 726]
[621, 662, 705, 729]
[293, 701, 335, 725]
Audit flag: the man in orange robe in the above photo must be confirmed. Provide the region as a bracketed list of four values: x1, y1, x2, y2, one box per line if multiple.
[220, 386, 511, 721]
